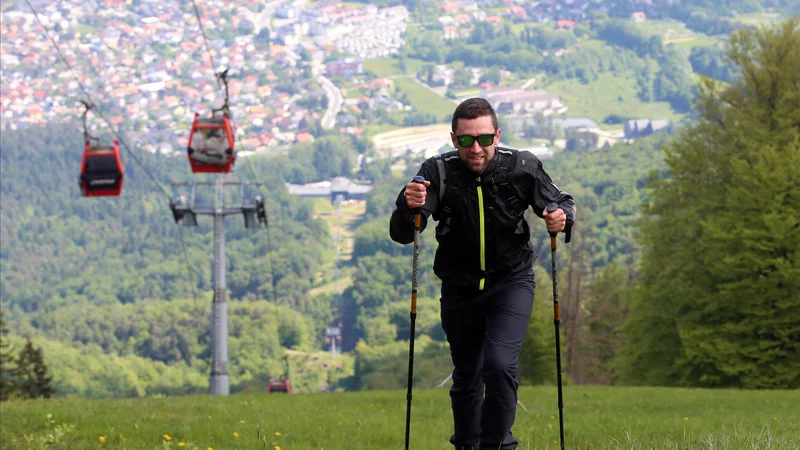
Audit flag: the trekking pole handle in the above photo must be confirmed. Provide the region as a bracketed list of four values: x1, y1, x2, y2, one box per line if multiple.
[412, 175, 426, 219]
[547, 203, 559, 241]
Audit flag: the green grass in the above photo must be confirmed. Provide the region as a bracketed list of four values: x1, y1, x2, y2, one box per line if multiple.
[363, 57, 428, 78]
[545, 71, 685, 123]
[394, 76, 456, 120]
[503, 133, 550, 149]
[635, 20, 696, 42]
[2, 386, 799, 449]
[668, 35, 720, 50]
[309, 198, 364, 295]
[76, 24, 101, 36]
[733, 12, 782, 26]
[452, 88, 481, 98]
[576, 39, 608, 50]
[364, 123, 403, 141]
[511, 21, 549, 34]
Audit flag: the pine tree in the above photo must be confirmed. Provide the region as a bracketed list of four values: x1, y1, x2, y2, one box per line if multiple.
[0, 311, 17, 401]
[620, 19, 800, 388]
[16, 340, 55, 399]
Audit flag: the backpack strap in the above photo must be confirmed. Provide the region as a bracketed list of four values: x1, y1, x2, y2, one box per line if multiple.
[489, 147, 523, 212]
[434, 154, 447, 204]
[434, 151, 461, 207]
[434, 152, 461, 235]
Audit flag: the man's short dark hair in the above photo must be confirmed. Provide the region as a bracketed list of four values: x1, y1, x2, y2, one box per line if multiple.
[451, 98, 498, 133]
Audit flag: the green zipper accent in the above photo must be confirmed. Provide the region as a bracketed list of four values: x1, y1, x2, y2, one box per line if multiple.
[477, 177, 485, 290]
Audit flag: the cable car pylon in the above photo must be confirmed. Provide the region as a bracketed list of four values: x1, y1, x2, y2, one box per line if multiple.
[169, 176, 268, 395]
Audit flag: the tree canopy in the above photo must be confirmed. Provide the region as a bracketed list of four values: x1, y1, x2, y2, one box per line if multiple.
[620, 19, 800, 388]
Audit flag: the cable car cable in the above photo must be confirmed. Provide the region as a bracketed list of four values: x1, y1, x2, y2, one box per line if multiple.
[190, 0, 228, 96]
[24, 0, 201, 304]
[190, 0, 219, 77]
[22, 0, 171, 199]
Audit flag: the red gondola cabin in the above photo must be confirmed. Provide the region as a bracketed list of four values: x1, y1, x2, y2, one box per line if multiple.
[187, 112, 235, 173]
[267, 376, 292, 393]
[80, 140, 124, 197]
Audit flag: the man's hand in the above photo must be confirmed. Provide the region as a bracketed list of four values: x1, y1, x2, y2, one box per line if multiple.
[404, 180, 430, 209]
[542, 206, 566, 234]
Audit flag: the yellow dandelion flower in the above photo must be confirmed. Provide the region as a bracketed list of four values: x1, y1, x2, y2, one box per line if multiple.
[773, 417, 777, 421]
[233, 432, 240, 438]
[275, 432, 281, 436]
[683, 417, 689, 421]
[178, 443, 186, 447]
[99, 436, 105, 444]
[208, 415, 212, 419]
[275, 446, 281, 450]
[164, 434, 172, 441]
[240, 420, 246, 424]
[550, 416, 555, 420]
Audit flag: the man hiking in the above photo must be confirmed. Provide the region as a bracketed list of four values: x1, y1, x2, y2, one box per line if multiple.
[389, 98, 576, 449]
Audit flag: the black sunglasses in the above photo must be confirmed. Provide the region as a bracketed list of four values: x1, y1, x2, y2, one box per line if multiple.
[456, 132, 496, 148]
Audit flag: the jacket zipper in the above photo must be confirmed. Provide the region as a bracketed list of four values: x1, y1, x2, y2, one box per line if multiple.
[477, 177, 485, 290]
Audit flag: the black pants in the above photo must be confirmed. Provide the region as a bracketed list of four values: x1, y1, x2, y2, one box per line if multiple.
[440, 270, 535, 450]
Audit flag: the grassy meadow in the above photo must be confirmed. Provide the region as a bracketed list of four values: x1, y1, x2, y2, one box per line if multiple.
[2, 386, 798, 449]
[363, 57, 429, 79]
[544, 71, 685, 123]
[393, 77, 458, 121]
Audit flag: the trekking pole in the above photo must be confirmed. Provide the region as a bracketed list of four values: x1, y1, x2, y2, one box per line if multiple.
[404, 175, 425, 450]
[547, 203, 566, 450]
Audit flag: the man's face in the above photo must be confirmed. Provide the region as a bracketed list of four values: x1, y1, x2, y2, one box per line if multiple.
[451, 115, 501, 174]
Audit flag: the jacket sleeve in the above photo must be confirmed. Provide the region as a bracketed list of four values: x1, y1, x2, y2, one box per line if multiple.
[518, 151, 576, 241]
[389, 158, 441, 245]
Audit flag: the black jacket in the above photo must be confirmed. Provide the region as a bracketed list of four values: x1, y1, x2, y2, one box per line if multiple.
[390, 148, 576, 291]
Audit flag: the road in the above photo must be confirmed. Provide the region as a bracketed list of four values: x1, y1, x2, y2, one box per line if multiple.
[318, 75, 343, 130]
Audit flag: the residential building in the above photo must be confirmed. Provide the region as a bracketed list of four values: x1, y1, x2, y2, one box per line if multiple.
[325, 57, 363, 79]
[480, 87, 567, 116]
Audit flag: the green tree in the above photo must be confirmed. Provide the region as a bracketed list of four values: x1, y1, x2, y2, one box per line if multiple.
[256, 28, 270, 45]
[15, 339, 55, 399]
[0, 311, 16, 401]
[621, 19, 800, 388]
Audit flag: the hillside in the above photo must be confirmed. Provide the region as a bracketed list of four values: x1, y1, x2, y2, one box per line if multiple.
[0, 122, 349, 394]
[0, 115, 675, 397]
